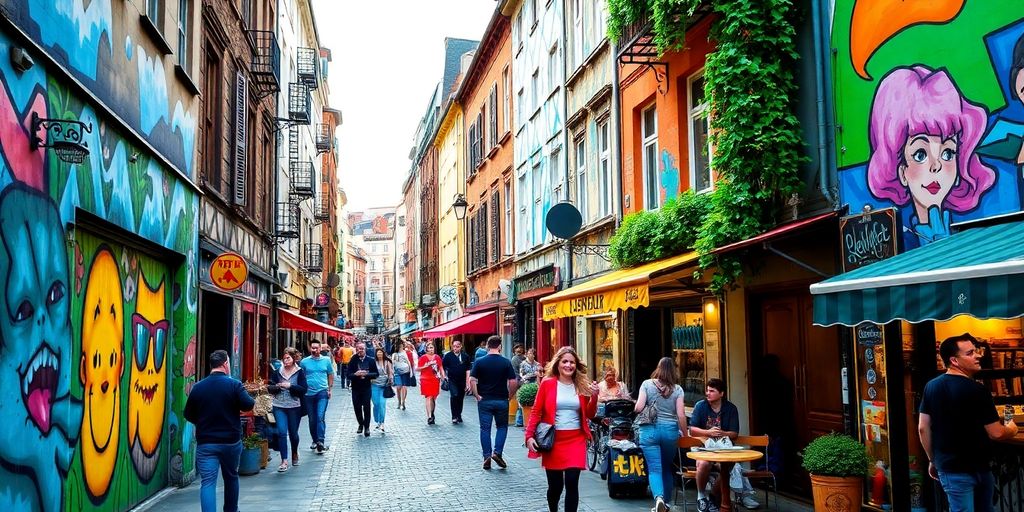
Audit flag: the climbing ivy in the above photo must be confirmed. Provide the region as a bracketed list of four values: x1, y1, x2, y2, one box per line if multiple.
[608, 0, 805, 295]
[609, 192, 710, 268]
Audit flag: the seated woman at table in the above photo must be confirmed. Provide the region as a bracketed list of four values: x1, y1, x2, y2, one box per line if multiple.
[689, 378, 742, 512]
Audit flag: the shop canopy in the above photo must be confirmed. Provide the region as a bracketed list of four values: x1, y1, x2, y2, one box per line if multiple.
[810, 220, 1024, 327]
[417, 311, 496, 338]
[539, 252, 699, 321]
[278, 308, 348, 336]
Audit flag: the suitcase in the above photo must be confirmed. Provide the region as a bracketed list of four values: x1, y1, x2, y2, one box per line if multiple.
[606, 445, 649, 499]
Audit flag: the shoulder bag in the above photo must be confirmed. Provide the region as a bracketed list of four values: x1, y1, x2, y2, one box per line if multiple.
[634, 381, 661, 427]
[534, 422, 555, 452]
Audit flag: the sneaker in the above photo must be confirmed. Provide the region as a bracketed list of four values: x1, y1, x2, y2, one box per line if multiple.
[277, 462, 288, 472]
[291, 457, 299, 466]
[316, 443, 325, 454]
[491, 453, 507, 469]
[482, 457, 492, 470]
[310, 442, 318, 450]
[374, 424, 380, 430]
[654, 496, 669, 512]
[363, 429, 370, 437]
[697, 497, 718, 512]
[453, 418, 459, 424]
[738, 493, 760, 510]
[357, 426, 364, 434]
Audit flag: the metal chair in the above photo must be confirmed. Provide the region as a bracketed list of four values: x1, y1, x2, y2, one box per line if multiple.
[675, 436, 711, 512]
[734, 434, 780, 512]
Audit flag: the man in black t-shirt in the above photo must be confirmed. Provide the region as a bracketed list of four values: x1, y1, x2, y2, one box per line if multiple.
[919, 334, 1018, 512]
[470, 335, 518, 470]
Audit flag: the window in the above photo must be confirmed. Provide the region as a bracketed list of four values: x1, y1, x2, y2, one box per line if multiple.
[503, 180, 513, 256]
[147, 0, 164, 28]
[515, 11, 523, 50]
[530, 0, 537, 28]
[598, 119, 612, 217]
[641, 105, 660, 210]
[550, 147, 562, 200]
[518, 169, 528, 252]
[688, 73, 713, 192]
[575, 137, 587, 221]
[573, 0, 584, 66]
[516, 88, 524, 127]
[531, 69, 539, 112]
[503, 67, 511, 135]
[468, 121, 479, 170]
[490, 189, 500, 263]
[489, 84, 498, 149]
[548, 44, 558, 92]
[201, 41, 223, 195]
[177, 0, 191, 69]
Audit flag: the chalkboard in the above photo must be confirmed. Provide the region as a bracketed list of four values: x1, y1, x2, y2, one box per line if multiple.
[840, 208, 898, 271]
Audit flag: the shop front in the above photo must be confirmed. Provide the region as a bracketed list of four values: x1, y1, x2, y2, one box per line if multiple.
[511, 265, 561, 363]
[812, 218, 1024, 511]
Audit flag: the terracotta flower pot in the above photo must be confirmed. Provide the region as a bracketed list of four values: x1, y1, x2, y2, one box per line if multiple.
[259, 439, 269, 469]
[810, 474, 863, 512]
[521, 405, 533, 424]
[509, 397, 519, 424]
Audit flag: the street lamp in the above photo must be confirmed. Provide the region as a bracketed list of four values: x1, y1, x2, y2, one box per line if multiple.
[452, 193, 468, 221]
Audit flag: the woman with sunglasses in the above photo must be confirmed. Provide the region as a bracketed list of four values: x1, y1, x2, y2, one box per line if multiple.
[268, 347, 308, 471]
[525, 347, 599, 512]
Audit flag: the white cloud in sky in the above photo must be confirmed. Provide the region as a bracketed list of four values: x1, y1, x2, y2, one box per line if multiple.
[313, 0, 498, 212]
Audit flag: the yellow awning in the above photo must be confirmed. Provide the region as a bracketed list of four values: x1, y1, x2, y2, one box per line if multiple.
[540, 252, 699, 320]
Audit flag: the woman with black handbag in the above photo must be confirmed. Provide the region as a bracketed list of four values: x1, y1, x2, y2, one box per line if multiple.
[633, 357, 687, 512]
[370, 348, 394, 434]
[525, 347, 600, 512]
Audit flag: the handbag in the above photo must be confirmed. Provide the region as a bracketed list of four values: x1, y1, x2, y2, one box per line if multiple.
[534, 422, 555, 452]
[441, 378, 450, 392]
[383, 384, 396, 399]
[634, 383, 662, 427]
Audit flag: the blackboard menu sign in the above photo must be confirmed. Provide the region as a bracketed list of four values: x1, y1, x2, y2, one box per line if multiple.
[840, 207, 898, 271]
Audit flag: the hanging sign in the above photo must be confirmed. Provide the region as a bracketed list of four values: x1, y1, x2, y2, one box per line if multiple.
[210, 252, 248, 292]
[839, 207, 898, 271]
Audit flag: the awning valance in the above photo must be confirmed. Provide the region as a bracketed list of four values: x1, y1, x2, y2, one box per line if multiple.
[810, 220, 1024, 327]
[419, 311, 497, 338]
[278, 308, 346, 335]
[539, 252, 699, 321]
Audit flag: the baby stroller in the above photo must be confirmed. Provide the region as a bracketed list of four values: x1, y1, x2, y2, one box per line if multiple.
[601, 399, 648, 499]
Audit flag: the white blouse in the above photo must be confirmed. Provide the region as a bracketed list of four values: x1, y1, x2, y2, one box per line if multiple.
[554, 381, 581, 430]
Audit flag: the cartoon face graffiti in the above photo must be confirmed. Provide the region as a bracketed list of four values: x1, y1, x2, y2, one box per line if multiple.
[127, 271, 168, 482]
[79, 247, 124, 499]
[0, 184, 82, 512]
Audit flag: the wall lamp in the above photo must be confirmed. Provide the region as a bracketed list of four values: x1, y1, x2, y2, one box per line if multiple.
[452, 193, 468, 221]
[30, 112, 93, 164]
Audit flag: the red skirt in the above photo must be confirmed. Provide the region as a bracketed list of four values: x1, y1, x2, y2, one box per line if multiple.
[420, 376, 440, 398]
[541, 428, 587, 470]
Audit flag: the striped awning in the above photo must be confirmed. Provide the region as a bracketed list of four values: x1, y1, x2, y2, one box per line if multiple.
[810, 220, 1024, 327]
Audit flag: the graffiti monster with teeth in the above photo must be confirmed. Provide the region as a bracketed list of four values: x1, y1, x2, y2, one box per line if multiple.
[0, 184, 82, 511]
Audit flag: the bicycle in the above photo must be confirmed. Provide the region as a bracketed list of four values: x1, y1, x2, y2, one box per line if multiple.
[587, 416, 610, 477]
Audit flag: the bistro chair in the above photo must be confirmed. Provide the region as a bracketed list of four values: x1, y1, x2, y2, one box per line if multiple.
[675, 436, 711, 511]
[734, 434, 779, 511]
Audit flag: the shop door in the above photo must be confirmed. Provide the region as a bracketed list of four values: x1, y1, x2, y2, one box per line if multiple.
[753, 291, 844, 493]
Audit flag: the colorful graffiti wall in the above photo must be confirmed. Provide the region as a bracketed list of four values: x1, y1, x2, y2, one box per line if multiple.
[0, 1, 200, 509]
[833, 1, 1024, 249]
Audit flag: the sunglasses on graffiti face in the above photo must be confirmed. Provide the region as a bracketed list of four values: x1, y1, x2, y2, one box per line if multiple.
[132, 313, 168, 371]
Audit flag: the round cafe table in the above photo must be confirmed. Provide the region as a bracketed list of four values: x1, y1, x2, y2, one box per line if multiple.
[686, 449, 764, 512]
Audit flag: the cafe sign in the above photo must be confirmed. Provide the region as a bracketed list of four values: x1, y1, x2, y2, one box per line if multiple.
[840, 207, 898, 272]
[209, 252, 248, 292]
[542, 284, 648, 321]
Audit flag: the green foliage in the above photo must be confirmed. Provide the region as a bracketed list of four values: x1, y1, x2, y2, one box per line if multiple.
[801, 433, 869, 478]
[242, 432, 264, 450]
[517, 382, 539, 406]
[607, 0, 806, 294]
[609, 192, 710, 268]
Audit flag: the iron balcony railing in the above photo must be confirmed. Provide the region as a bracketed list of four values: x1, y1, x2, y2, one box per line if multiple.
[314, 194, 330, 222]
[303, 243, 323, 272]
[247, 30, 280, 98]
[288, 82, 311, 125]
[316, 123, 331, 154]
[296, 47, 319, 89]
[275, 202, 299, 238]
[289, 160, 314, 198]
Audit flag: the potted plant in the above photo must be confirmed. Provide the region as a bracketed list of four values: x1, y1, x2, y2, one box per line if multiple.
[802, 433, 869, 511]
[517, 382, 539, 424]
[239, 433, 264, 476]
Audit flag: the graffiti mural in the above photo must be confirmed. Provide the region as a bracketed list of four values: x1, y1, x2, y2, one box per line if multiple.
[128, 270, 168, 483]
[833, 0, 1024, 249]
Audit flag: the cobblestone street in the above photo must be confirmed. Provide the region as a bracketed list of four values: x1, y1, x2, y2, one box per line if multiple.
[142, 382, 810, 512]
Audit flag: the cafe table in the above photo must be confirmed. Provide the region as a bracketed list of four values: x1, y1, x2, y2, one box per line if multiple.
[685, 448, 764, 512]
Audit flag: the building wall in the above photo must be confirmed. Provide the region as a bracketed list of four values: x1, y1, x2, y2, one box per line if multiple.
[619, 17, 712, 215]
[0, 1, 200, 508]
[436, 103, 465, 322]
[418, 145, 439, 313]
[320, 108, 340, 322]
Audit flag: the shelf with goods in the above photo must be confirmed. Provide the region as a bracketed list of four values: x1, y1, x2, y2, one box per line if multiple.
[933, 317, 1024, 405]
[672, 311, 705, 406]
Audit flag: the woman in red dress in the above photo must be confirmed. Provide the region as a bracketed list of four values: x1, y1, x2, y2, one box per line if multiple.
[525, 347, 599, 512]
[416, 341, 446, 425]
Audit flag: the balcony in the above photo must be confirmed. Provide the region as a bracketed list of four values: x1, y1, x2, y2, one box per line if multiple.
[316, 123, 332, 154]
[296, 47, 319, 89]
[289, 160, 314, 198]
[288, 82, 311, 125]
[276, 202, 299, 238]
[314, 194, 330, 222]
[247, 30, 280, 98]
[303, 243, 323, 272]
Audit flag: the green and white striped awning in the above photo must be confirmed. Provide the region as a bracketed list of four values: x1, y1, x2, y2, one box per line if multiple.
[810, 220, 1024, 327]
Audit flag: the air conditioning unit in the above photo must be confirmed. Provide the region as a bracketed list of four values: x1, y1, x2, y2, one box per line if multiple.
[420, 294, 436, 306]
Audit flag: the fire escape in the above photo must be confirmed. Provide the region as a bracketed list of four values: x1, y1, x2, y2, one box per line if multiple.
[247, 30, 280, 99]
[616, 3, 711, 94]
[276, 48, 316, 244]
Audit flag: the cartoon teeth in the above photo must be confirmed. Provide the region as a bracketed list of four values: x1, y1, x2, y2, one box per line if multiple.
[21, 345, 59, 433]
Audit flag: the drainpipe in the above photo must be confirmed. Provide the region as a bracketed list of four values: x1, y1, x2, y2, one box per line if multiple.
[811, 0, 835, 207]
[611, 40, 624, 228]
[561, 0, 573, 289]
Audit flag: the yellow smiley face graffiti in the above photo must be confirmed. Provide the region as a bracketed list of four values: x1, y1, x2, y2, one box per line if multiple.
[127, 271, 168, 482]
[79, 248, 124, 499]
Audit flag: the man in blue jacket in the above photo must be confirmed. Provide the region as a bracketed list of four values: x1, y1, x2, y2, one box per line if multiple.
[184, 350, 255, 512]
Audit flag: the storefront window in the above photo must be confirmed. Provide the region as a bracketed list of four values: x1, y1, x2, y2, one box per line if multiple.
[673, 309, 705, 408]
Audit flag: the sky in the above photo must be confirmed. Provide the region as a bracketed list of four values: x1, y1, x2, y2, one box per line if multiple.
[312, 0, 499, 212]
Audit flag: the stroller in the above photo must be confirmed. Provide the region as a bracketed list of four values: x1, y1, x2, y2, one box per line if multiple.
[601, 399, 648, 499]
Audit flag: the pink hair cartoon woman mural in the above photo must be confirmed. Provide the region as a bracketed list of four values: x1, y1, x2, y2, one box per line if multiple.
[868, 66, 996, 245]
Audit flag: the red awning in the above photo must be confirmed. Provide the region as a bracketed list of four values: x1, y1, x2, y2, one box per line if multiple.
[278, 308, 345, 335]
[713, 210, 839, 254]
[418, 311, 497, 339]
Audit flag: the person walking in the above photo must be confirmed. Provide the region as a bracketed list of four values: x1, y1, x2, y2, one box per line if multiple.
[520, 348, 541, 384]
[634, 357, 687, 512]
[443, 340, 472, 424]
[370, 347, 394, 433]
[268, 348, 307, 472]
[525, 346, 599, 512]
[391, 341, 415, 410]
[348, 341, 379, 437]
[510, 344, 527, 427]
[337, 340, 355, 389]
[417, 341, 446, 424]
[299, 340, 334, 454]
[919, 334, 1018, 512]
[471, 335, 519, 470]
[184, 350, 255, 512]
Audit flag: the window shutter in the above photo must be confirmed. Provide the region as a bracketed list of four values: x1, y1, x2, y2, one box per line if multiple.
[233, 71, 248, 206]
[480, 202, 488, 269]
[491, 190, 500, 263]
[489, 86, 498, 148]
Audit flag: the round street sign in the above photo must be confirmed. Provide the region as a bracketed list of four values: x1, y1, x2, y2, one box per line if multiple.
[210, 252, 248, 292]
[545, 202, 583, 239]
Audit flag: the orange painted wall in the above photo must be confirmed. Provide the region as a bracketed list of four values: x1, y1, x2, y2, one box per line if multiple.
[619, 17, 714, 215]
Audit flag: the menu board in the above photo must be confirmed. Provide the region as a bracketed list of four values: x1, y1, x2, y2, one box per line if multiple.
[856, 323, 892, 506]
[840, 207, 899, 272]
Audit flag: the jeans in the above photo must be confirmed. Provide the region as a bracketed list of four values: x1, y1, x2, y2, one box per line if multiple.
[638, 421, 680, 501]
[371, 384, 388, 424]
[449, 381, 466, 420]
[352, 387, 371, 429]
[478, 399, 510, 458]
[515, 407, 524, 426]
[305, 390, 329, 443]
[196, 441, 242, 512]
[272, 406, 302, 459]
[338, 364, 348, 388]
[938, 470, 995, 512]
